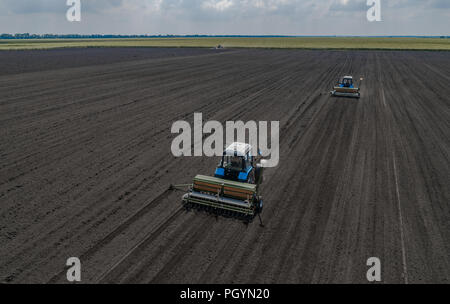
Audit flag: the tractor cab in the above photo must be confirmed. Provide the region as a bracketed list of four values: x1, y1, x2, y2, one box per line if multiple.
[215, 142, 256, 183]
[340, 76, 354, 88]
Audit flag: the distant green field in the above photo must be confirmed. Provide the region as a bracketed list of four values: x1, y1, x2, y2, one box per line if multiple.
[0, 37, 449, 51]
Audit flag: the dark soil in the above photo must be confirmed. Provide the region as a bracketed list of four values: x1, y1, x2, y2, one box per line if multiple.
[0, 48, 449, 283]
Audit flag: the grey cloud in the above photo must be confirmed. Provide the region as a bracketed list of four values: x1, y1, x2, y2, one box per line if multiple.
[429, 0, 450, 9]
[82, 0, 124, 13]
[0, 0, 124, 15]
[0, 0, 65, 14]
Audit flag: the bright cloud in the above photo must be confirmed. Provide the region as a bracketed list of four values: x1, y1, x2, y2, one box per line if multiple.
[202, 0, 234, 11]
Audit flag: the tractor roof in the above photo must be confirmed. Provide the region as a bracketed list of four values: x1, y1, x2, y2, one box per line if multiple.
[343, 76, 353, 79]
[224, 142, 252, 157]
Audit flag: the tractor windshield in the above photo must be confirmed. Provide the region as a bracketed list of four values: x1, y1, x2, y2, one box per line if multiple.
[223, 156, 244, 171]
[343, 78, 352, 87]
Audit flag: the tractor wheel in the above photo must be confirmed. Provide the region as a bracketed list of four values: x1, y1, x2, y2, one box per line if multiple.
[255, 166, 263, 185]
[255, 198, 263, 214]
[248, 171, 255, 184]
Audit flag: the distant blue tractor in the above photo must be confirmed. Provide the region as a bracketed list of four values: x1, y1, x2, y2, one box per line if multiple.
[331, 75, 363, 98]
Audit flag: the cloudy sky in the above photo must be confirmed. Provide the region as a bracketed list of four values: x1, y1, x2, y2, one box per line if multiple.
[0, 0, 449, 36]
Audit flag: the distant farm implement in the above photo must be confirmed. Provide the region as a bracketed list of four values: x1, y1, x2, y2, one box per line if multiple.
[171, 142, 265, 225]
[331, 76, 363, 98]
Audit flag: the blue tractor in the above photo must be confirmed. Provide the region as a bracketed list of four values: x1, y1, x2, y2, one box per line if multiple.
[172, 142, 265, 225]
[214, 142, 263, 185]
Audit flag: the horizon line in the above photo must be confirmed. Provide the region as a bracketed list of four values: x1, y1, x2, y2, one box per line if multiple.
[1, 34, 449, 39]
